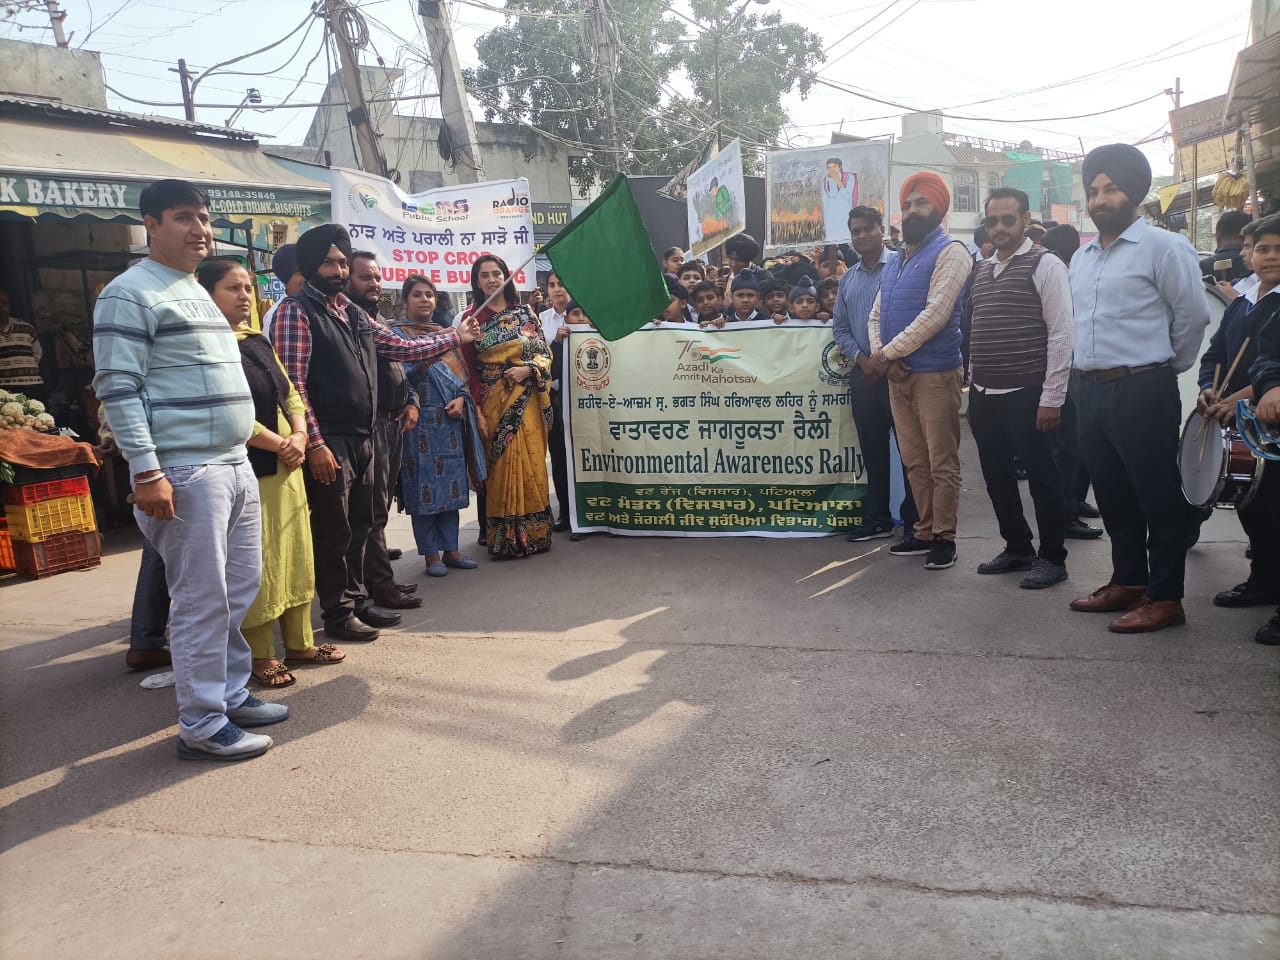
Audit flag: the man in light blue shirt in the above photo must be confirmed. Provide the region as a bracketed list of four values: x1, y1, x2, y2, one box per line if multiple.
[832, 205, 917, 541]
[1066, 144, 1209, 634]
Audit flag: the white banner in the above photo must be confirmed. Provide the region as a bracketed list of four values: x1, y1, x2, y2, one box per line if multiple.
[686, 139, 747, 259]
[331, 168, 537, 291]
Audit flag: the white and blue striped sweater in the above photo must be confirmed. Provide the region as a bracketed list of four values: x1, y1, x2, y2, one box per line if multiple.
[92, 258, 253, 475]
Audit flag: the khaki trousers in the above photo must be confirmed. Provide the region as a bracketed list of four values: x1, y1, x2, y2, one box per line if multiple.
[888, 369, 963, 541]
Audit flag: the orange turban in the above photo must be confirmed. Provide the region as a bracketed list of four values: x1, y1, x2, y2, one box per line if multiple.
[900, 171, 951, 216]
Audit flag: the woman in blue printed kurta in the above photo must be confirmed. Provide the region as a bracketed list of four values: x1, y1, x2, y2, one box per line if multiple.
[393, 275, 487, 576]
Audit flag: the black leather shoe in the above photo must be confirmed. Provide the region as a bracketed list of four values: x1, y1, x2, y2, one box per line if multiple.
[355, 605, 401, 628]
[1064, 518, 1103, 539]
[395, 582, 418, 594]
[569, 532, 586, 541]
[126, 648, 172, 671]
[374, 589, 423, 610]
[1256, 614, 1280, 645]
[553, 517, 570, 532]
[387, 548, 403, 561]
[1076, 500, 1101, 518]
[1214, 582, 1280, 608]
[324, 616, 380, 642]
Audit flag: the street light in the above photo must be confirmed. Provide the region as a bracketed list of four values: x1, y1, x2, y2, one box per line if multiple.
[712, 0, 768, 149]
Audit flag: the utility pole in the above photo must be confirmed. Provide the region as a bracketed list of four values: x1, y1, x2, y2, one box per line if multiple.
[418, 0, 484, 183]
[1167, 77, 1182, 180]
[581, 0, 623, 175]
[327, 0, 388, 177]
[173, 59, 195, 121]
[43, 0, 68, 47]
[712, 31, 722, 150]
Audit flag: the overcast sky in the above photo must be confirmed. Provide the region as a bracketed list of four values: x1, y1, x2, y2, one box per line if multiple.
[1, 0, 1255, 175]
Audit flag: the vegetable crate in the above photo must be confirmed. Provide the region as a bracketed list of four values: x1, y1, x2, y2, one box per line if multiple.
[3, 475, 91, 506]
[12, 530, 101, 579]
[0, 519, 13, 571]
[4, 492, 97, 543]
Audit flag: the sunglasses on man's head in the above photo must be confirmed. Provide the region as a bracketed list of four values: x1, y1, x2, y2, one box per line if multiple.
[982, 214, 1021, 229]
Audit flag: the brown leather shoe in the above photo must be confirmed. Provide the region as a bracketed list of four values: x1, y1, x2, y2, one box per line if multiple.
[1108, 598, 1186, 633]
[1069, 583, 1145, 613]
[126, 648, 172, 671]
[373, 589, 423, 610]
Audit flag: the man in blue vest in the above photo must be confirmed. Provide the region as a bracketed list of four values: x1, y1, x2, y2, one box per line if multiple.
[866, 172, 971, 570]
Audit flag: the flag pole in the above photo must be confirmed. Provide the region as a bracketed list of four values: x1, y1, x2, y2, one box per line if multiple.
[471, 251, 540, 315]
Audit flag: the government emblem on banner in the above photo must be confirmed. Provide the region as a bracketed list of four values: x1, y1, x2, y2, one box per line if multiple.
[818, 342, 852, 385]
[574, 337, 612, 391]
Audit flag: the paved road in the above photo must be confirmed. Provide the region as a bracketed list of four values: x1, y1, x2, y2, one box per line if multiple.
[2, 433, 1277, 958]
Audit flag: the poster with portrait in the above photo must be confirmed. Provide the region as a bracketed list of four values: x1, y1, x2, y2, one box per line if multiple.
[766, 141, 891, 249]
[686, 139, 747, 259]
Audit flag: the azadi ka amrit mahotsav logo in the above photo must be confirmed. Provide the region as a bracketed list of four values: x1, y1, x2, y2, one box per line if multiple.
[691, 346, 740, 363]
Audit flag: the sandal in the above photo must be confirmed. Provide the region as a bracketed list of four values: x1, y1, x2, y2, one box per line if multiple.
[251, 659, 296, 688]
[284, 643, 346, 667]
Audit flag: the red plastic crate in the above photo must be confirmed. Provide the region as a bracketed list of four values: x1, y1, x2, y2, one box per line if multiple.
[3, 475, 91, 506]
[13, 530, 101, 579]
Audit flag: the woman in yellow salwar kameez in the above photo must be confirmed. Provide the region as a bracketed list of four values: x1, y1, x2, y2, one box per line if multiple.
[197, 261, 344, 688]
[459, 255, 554, 558]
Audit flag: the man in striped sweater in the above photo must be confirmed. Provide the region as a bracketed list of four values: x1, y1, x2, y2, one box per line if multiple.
[93, 179, 285, 762]
[967, 187, 1073, 590]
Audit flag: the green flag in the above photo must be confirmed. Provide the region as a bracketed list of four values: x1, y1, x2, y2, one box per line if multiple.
[543, 174, 670, 342]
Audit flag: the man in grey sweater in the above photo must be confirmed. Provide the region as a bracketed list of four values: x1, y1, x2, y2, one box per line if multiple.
[93, 179, 286, 761]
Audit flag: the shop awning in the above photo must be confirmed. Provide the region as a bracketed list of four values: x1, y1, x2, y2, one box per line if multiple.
[0, 115, 331, 225]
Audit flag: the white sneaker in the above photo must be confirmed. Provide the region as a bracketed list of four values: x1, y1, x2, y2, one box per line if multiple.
[177, 721, 272, 761]
[227, 695, 289, 728]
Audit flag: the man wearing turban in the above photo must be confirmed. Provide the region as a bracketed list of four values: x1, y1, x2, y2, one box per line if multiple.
[271, 224, 483, 643]
[865, 171, 972, 571]
[1066, 143, 1209, 633]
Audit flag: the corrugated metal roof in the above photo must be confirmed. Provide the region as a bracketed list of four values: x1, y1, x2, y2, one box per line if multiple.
[0, 115, 328, 193]
[0, 94, 258, 141]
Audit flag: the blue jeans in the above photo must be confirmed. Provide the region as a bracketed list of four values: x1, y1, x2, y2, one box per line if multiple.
[136, 461, 262, 743]
[129, 538, 171, 651]
[412, 510, 460, 556]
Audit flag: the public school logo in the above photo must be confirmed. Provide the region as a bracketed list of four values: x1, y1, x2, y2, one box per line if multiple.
[819, 341, 852, 386]
[349, 185, 379, 212]
[574, 337, 611, 391]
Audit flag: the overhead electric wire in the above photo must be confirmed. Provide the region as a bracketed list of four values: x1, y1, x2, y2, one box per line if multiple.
[189, 8, 317, 96]
[817, 0, 918, 73]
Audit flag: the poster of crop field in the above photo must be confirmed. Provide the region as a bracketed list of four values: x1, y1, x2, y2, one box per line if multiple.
[686, 139, 747, 259]
[766, 141, 891, 249]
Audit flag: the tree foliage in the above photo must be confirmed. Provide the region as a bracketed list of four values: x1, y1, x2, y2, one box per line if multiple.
[464, 0, 824, 191]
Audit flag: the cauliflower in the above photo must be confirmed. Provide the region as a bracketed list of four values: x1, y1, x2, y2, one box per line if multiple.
[1, 401, 23, 419]
[34, 412, 56, 430]
[24, 399, 45, 414]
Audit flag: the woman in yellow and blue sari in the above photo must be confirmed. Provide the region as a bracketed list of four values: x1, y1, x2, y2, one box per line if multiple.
[459, 254, 554, 558]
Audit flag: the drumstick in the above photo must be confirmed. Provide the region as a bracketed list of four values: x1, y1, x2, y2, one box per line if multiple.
[1211, 363, 1222, 396]
[1220, 337, 1251, 398]
[1200, 340, 1253, 461]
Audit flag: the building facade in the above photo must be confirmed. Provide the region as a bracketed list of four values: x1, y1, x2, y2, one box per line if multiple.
[889, 111, 1089, 239]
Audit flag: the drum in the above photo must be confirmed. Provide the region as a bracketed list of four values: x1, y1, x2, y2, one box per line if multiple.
[1179, 412, 1264, 509]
